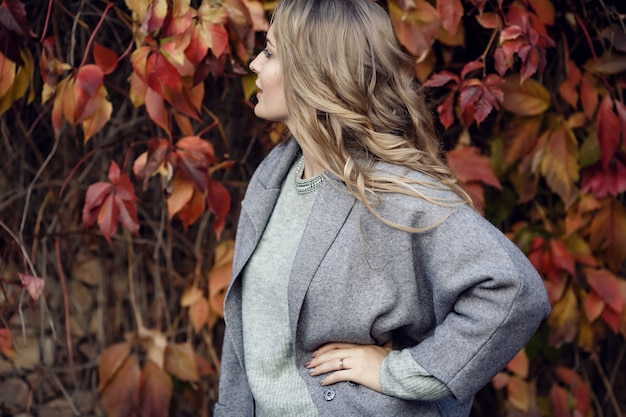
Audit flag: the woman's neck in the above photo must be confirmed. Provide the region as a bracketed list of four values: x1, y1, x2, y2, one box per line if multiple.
[301, 152, 324, 179]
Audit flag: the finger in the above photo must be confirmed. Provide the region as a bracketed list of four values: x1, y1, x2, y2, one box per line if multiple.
[313, 342, 357, 357]
[320, 370, 352, 386]
[308, 356, 349, 376]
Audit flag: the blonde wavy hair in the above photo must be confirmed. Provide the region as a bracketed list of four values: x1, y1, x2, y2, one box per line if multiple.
[272, 0, 472, 228]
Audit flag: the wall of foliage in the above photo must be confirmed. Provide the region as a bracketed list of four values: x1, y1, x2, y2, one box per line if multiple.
[0, 0, 623, 416]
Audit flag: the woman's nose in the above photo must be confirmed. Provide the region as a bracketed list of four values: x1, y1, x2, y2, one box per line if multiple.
[249, 54, 261, 73]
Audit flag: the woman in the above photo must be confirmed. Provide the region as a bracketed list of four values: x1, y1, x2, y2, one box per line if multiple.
[215, 0, 550, 416]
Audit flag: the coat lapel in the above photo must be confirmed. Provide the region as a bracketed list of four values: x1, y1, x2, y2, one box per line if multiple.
[288, 179, 357, 342]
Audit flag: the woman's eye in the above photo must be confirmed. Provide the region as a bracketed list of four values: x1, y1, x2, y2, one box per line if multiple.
[262, 48, 273, 59]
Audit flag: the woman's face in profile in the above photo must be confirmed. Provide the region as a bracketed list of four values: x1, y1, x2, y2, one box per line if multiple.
[249, 26, 289, 123]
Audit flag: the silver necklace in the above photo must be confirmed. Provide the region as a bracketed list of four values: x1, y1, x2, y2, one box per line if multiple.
[294, 155, 324, 194]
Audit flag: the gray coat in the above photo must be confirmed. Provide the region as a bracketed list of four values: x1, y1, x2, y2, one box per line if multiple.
[215, 139, 550, 417]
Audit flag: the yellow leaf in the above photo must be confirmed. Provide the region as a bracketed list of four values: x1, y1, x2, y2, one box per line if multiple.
[0, 51, 16, 97]
[82, 96, 112, 143]
[164, 342, 200, 382]
[540, 124, 580, 207]
[188, 297, 209, 332]
[548, 287, 580, 347]
[500, 74, 551, 116]
[180, 286, 204, 307]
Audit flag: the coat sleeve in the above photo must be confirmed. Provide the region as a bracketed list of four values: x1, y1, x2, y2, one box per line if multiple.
[407, 205, 550, 403]
[213, 327, 254, 417]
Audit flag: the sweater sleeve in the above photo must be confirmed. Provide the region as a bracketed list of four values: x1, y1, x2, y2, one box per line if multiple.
[380, 349, 451, 400]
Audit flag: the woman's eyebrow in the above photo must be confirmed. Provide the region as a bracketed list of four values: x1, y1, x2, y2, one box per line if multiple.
[266, 38, 275, 47]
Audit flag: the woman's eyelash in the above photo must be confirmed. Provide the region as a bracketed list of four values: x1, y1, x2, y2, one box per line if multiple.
[262, 48, 273, 58]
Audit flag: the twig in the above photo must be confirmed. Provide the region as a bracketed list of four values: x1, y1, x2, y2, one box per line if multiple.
[125, 230, 144, 329]
[80, 4, 115, 68]
[45, 368, 81, 416]
[591, 353, 622, 416]
[40, 0, 55, 42]
[54, 237, 74, 366]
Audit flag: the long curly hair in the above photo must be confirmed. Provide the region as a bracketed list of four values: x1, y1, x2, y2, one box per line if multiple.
[272, 0, 472, 229]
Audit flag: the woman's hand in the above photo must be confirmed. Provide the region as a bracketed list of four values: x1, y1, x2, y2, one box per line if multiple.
[305, 342, 392, 392]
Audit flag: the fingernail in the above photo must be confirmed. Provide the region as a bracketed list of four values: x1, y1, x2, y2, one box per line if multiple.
[308, 368, 315, 374]
[320, 378, 326, 385]
[304, 361, 311, 367]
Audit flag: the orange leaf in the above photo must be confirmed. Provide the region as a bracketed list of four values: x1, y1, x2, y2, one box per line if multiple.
[139, 360, 173, 417]
[528, 0, 555, 26]
[98, 342, 131, 391]
[506, 349, 529, 378]
[100, 354, 141, 416]
[0, 328, 16, 358]
[389, 0, 441, 59]
[178, 187, 206, 229]
[188, 297, 210, 332]
[507, 375, 530, 413]
[475, 12, 502, 29]
[500, 74, 551, 116]
[209, 240, 234, 316]
[585, 268, 624, 314]
[539, 125, 579, 207]
[548, 287, 580, 347]
[549, 239, 576, 276]
[164, 343, 200, 382]
[447, 146, 502, 189]
[492, 372, 509, 390]
[207, 178, 231, 238]
[580, 76, 598, 119]
[0, 51, 16, 97]
[550, 383, 570, 417]
[503, 116, 542, 169]
[589, 199, 626, 270]
[583, 291, 604, 323]
[81, 86, 112, 142]
[167, 174, 195, 219]
[559, 78, 578, 108]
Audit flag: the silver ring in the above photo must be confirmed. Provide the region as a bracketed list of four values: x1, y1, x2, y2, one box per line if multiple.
[339, 358, 344, 370]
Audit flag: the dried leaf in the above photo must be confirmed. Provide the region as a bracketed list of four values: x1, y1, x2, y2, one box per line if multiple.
[597, 95, 621, 169]
[548, 287, 579, 347]
[98, 342, 131, 391]
[0, 328, 16, 358]
[100, 353, 141, 416]
[389, 0, 441, 58]
[506, 349, 529, 378]
[507, 375, 530, 413]
[138, 360, 173, 417]
[580, 76, 598, 119]
[437, 0, 463, 37]
[164, 343, 200, 382]
[475, 12, 502, 29]
[588, 199, 626, 270]
[188, 297, 209, 332]
[539, 125, 579, 207]
[178, 186, 206, 229]
[500, 74, 550, 116]
[207, 178, 231, 238]
[550, 383, 570, 417]
[18, 272, 45, 301]
[583, 290, 604, 323]
[167, 174, 195, 219]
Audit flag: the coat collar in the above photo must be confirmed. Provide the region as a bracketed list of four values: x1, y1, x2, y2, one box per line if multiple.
[226, 138, 357, 349]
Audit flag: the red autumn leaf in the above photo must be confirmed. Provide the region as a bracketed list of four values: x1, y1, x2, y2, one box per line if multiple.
[447, 146, 502, 189]
[145, 87, 170, 133]
[550, 384, 570, 417]
[174, 136, 216, 192]
[0, 328, 15, 358]
[583, 290, 604, 322]
[389, 0, 441, 59]
[597, 95, 621, 169]
[98, 342, 131, 391]
[475, 12, 502, 29]
[585, 268, 624, 314]
[615, 100, 626, 147]
[145, 0, 168, 33]
[100, 354, 141, 417]
[167, 174, 195, 220]
[601, 306, 621, 333]
[93, 43, 118, 75]
[580, 76, 599, 119]
[492, 372, 509, 390]
[0, 0, 36, 65]
[207, 178, 231, 239]
[436, 94, 456, 129]
[460, 60, 484, 79]
[527, 0, 555, 26]
[555, 367, 591, 414]
[549, 239, 576, 275]
[138, 360, 173, 417]
[503, 116, 542, 169]
[581, 160, 626, 198]
[588, 199, 626, 270]
[423, 71, 460, 88]
[437, 0, 463, 37]
[195, 353, 216, 377]
[133, 137, 171, 190]
[18, 272, 44, 301]
[164, 343, 200, 382]
[458, 75, 504, 125]
[82, 161, 140, 241]
[506, 349, 529, 378]
[507, 376, 530, 413]
[146, 51, 183, 101]
[75, 64, 104, 115]
[559, 78, 578, 108]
